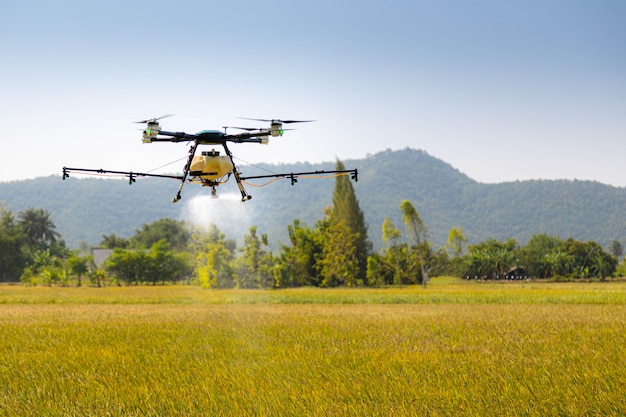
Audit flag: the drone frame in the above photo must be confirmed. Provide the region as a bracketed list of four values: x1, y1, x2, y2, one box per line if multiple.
[62, 118, 358, 202]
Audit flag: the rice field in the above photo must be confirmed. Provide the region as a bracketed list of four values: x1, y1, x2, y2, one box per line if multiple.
[1, 279, 625, 416]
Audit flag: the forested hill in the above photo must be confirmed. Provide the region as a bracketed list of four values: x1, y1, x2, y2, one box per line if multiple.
[1, 148, 625, 250]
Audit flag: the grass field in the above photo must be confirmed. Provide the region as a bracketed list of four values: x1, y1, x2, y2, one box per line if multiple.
[1, 279, 625, 416]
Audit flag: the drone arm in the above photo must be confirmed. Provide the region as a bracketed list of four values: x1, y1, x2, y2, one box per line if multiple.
[146, 131, 199, 143]
[62, 167, 184, 183]
[240, 169, 358, 184]
[228, 137, 267, 144]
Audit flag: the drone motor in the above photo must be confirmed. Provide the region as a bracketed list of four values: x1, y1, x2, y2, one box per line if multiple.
[142, 121, 161, 143]
[270, 121, 283, 137]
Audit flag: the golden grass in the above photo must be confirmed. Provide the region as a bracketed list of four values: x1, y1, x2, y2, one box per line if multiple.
[1, 280, 625, 416]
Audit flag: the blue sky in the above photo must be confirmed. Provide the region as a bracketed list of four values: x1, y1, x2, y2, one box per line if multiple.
[2, 0, 625, 186]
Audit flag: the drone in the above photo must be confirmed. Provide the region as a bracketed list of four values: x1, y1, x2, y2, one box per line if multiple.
[62, 115, 358, 203]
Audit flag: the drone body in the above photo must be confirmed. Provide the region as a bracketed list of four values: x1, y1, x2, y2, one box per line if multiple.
[63, 116, 358, 202]
[190, 149, 234, 181]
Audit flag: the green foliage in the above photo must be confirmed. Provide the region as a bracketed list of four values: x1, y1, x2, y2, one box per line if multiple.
[194, 224, 236, 288]
[275, 220, 321, 287]
[558, 238, 617, 280]
[458, 235, 618, 281]
[381, 216, 401, 246]
[100, 233, 129, 249]
[518, 233, 562, 277]
[465, 240, 518, 279]
[19, 248, 67, 287]
[616, 258, 626, 277]
[234, 226, 274, 288]
[610, 240, 624, 259]
[399, 200, 430, 286]
[367, 202, 430, 286]
[17, 207, 61, 250]
[330, 159, 372, 278]
[0, 208, 28, 282]
[129, 218, 190, 251]
[316, 211, 361, 287]
[445, 227, 467, 257]
[65, 253, 93, 287]
[0, 206, 71, 284]
[103, 239, 192, 285]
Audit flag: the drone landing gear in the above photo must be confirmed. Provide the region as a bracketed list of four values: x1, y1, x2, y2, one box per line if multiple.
[172, 142, 200, 203]
[235, 172, 252, 202]
[220, 142, 252, 202]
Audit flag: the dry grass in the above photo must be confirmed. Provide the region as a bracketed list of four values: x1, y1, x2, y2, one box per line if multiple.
[1, 280, 625, 416]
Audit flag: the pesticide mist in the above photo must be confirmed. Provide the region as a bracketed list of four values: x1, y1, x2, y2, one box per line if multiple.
[181, 193, 253, 240]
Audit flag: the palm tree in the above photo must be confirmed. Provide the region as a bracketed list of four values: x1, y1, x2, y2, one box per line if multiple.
[17, 208, 60, 249]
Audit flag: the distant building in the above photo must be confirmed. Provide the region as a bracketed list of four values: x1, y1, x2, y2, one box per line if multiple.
[505, 266, 529, 280]
[91, 248, 113, 269]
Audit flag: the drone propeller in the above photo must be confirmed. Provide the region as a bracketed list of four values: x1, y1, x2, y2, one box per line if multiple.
[238, 117, 315, 124]
[134, 114, 175, 124]
[229, 126, 295, 132]
[228, 126, 259, 131]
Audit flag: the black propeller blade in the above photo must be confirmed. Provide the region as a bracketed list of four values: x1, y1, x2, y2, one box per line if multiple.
[228, 126, 260, 131]
[229, 126, 295, 132]
[238, 117, 315, 124]
[134, 114, 175, 124]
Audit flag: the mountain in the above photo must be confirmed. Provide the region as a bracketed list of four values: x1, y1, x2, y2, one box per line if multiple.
[1, 148, 625, 250]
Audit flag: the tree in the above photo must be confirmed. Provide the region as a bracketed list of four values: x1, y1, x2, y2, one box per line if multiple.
[130, 218, 190, 251]
[276, 220, 321, 287]
[100, 234, 129, 249]
[465, 238, 519, 279]
[66, 253, 93, 287]
[104, 238, 193, 286]
[382, 217, 401, 247]
[370, 217, 417, 285]
[194, 225, 236, 288]
[330, 159, 371, 279]
[317, 210, 361, 287]
[519, 234, 562, 278]
[610, 240, 624, 260]
[0, 208, 27, 282]
[22, 248, 66, 286]
[367, 208, 428, 286]
[235, 226, 274, 288]
[142, 239, 192, 285]
[561, 239, 616, 279]
[445, 227, 468, 258]
[399, 200, 429, 286]
[366, 253, 393, 286]
[104, 248, 144, 285]
[440, 227, 469, 277]
[17, 207, 60, 251]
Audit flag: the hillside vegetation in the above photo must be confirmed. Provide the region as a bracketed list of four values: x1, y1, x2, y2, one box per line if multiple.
[1, 148, 625, 249]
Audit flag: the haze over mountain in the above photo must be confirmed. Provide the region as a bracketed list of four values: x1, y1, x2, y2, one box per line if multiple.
[1, 148, 624, 250]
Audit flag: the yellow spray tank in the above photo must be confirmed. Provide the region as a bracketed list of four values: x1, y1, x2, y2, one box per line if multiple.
[189, 150, 234, 182]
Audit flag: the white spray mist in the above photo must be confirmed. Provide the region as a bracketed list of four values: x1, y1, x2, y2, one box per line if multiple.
[180, 192, 253, 240]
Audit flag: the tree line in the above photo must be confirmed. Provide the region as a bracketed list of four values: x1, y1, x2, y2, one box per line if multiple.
[2, 160, 625, 286]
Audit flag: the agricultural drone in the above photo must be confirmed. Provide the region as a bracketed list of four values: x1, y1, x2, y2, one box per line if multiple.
[62, 115, 358, 202]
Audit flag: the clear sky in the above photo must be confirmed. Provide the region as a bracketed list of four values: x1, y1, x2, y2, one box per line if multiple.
[2, 0, 625, 186]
